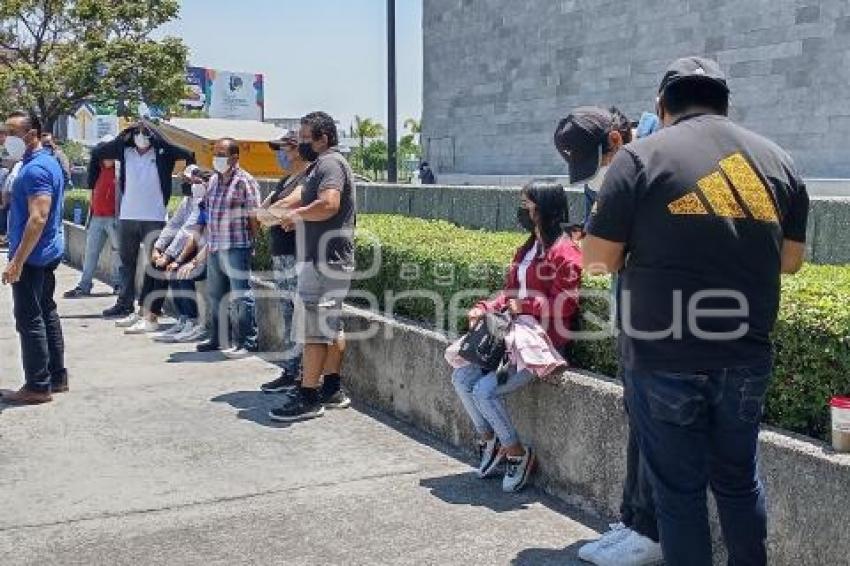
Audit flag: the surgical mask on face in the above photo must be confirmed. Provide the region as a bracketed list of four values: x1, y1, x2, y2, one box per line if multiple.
[212, 156, 230, 173]
[134, 133, 151, 150]
[516, 206, 535, 232]
[3, 135, 26, 161]
[276, 149, 291, 171]
[191, 183, 206, 202]
[298, 142, 318, 162]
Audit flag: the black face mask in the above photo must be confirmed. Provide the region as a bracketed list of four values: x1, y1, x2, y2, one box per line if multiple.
[298, 142, 319, 162]
[517, 207, 535, 232]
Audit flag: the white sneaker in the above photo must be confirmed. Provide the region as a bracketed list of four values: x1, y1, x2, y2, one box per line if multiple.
[172, 322, 204, 343]
[477, 438, 503, 478]
[502, 446, 535, 492]
[152, 320, 188, 342]
[222, 347, 251, 360]
[578, 523, 631, 564]
[594, 529, 663, 566]
[115, 313, 140, 328]
[124, 319, 160, 335]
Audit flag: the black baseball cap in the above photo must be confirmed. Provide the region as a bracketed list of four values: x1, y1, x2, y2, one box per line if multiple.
[554, 106, 613, 185]
[268, 129, 298, 150]
[658, 56, 729, 95]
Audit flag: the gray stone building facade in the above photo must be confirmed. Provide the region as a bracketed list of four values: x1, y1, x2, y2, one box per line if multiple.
[422, 0, 850, 181]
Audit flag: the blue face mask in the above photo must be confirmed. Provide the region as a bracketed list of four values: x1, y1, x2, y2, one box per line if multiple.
[276, 149, 291, 171]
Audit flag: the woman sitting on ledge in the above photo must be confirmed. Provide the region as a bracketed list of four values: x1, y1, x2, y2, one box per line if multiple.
[449, 181, 582, 492]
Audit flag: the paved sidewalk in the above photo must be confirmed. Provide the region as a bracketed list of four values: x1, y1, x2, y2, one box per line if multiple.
[0, 261, 603, 565]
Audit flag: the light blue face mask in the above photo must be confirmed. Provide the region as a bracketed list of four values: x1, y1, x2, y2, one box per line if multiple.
[276, 149, 291, 171]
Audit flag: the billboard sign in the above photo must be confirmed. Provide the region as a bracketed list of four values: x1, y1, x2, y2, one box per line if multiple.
[180, 66, 264, 121]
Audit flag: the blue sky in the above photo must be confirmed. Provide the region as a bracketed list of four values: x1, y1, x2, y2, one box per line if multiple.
[157, 0, 423, 134]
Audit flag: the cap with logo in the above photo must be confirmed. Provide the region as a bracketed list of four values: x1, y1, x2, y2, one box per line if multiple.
[658, 56, 729, 95]
[268, 129, 298, 150]
[554, 106, 615, 185]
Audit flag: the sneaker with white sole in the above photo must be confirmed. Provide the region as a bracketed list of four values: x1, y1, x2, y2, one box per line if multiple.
[173, 324, 207, 343]
[477, 438, 503, 478]
[578, 523, 631, 564]
[222, 347, 251, 360]
[502, 446, 535, 493]
[268, 390, 325, 422]
[321, 389, 351, 409]
[124, 319, 160, 335]
[152, 320, 188, 342]
[115, 313, 140, 328]
[593, 529, 663, 566]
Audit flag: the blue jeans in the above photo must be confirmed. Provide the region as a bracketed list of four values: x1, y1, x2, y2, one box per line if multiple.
[79, 216, 121, 293]
[273, 255, 301, 375]
[451, 364, 534, 447]
[206, 248, 258, 350]
[625, 364, 772, 566]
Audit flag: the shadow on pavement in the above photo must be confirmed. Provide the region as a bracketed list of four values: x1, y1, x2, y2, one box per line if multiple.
[168, 351, 227, 363]
[419, 472, 537, 512]
[511, 541, 588, 565]
[211, 390, 293, 429]
[60, 313, 109, 320]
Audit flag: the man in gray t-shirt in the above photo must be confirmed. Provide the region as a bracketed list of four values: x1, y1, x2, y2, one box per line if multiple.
[300, 148, 356, 267]
[270, 112, 357, 423]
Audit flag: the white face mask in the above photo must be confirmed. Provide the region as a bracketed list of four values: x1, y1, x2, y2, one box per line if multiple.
[3, 135, 26, 161]
[191, 183, 206, 201]
[212, 156, 230, 173]
[586, 165, 610, 192]
[134, 133, 151, 150]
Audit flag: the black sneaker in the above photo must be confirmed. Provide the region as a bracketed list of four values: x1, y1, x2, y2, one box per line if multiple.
[269, 391, 325, 422]
[322, 389, 351, 409]
[261, 370, 299, 393]
[63, 287, 90, 299]
[102, 303, 133, 318]
[196, 341, 221, 353]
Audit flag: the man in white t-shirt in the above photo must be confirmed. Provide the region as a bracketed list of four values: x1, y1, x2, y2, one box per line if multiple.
[92, 122, 195, 332]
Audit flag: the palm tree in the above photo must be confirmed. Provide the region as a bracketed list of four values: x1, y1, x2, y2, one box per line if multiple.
[352, 115, 385, 152]
[403, 118, 421, 134]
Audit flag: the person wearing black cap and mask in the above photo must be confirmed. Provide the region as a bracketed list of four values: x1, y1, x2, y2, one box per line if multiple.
[556, 107, 663, 566]
[583, 57, 810, 566]
[554, 106, 632, 229]
[258, 130, 311, 393]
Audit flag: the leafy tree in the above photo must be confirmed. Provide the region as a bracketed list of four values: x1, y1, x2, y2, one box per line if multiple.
[361, 139, 388, 181]
[352, 115, 384, 153]
[0, 0, 188, 131]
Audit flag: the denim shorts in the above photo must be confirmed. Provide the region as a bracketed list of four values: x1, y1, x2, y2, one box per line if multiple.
[294, 262, 351, 344]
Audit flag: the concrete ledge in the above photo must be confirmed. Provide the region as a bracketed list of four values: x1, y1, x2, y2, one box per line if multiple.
[338, 306, 850, 566]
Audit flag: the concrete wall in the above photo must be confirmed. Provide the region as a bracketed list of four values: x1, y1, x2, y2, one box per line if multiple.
[340, 308, 850, 566]
[422, 0, 850, 178]
[63, 222, 850, 564]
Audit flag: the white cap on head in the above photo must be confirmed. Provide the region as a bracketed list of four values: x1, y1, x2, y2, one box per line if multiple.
[183, 164, 200, 178]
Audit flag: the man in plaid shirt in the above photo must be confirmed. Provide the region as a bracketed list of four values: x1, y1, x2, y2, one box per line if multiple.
[196, 138, 261, 358]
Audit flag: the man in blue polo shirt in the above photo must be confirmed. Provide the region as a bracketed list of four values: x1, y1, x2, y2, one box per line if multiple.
[0, 111, 67, 405]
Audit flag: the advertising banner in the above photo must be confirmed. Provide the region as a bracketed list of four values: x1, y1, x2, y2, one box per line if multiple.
[180, 66, 264, 121]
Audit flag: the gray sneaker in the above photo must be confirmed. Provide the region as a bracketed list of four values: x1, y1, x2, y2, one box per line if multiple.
[322, 389, 351, 409]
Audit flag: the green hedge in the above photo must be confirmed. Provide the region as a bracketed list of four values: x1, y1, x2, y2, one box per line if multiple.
[63, 194, 850, 441]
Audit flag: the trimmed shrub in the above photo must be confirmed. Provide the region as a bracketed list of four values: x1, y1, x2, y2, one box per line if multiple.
[63, 194, 850, 440]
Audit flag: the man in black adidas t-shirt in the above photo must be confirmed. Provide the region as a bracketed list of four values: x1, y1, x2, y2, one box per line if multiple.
[584, 57, 809, 566]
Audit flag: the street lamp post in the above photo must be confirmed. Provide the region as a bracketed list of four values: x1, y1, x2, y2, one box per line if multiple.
[387, 0, 398, 183]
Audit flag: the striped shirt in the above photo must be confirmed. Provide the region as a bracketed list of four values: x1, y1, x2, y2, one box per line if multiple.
[203, 165, 261, 252]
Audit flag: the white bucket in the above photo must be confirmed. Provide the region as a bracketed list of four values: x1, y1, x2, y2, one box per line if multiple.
[830, 397, 850, 453]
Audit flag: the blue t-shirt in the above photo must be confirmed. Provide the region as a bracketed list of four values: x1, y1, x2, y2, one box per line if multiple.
[8, 148, 65, 266]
